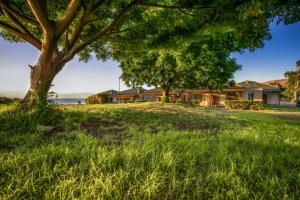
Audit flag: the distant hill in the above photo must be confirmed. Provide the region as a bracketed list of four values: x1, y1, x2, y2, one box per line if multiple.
[261, 79, 287, 89]
[0, 91, 25, 98]
[57, 93, 92, 99]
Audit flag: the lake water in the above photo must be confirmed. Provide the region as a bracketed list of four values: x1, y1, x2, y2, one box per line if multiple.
[51, 98, 85, 105]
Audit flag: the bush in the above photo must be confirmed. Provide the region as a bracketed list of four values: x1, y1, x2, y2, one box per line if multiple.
[86, 95, 111, 104]
[0, 96, 14, 104]
[101, 95, 111, 104]
[161, 96, 169, 102]
[175, 99, 184, 104]
[0, 95, 64, 134]
[224, 100, 263, 110]
[85, 95, 99, 104]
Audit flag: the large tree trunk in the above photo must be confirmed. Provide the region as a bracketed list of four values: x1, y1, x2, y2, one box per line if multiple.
[22, 51, 65, 108]
[161, 87, 170, 102]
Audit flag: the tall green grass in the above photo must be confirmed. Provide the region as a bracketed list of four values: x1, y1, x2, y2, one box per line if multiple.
[0, 103, 299, 199]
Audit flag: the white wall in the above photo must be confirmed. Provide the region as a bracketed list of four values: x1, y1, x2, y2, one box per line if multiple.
[199, 94, 210, 106]
[241, 88, 263, 101]
[267, 93, 279, 105]
[112, 97, 117, 103]
[219, 95, 226, 105]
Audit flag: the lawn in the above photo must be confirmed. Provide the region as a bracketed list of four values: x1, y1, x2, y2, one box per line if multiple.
[264, 104, 300, 112]
[0, 103, 299, 199]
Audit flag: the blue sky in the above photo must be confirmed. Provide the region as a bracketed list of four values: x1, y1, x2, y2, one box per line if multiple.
[0, 21, 299, 95]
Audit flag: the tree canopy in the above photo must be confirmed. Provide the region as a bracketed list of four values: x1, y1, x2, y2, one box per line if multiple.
[284, 60, 300, 102]
[0, 0, 299, 106]
[120, 39, 241, 101]
[120, 50, 182, 101]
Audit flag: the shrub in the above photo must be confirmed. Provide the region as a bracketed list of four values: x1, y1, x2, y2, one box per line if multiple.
[101, 95, 111, 104]
[224, 100, 263, 110]
[175, 99, 183, 104]
[0, 95, 64, 134]
[86, 95, 112, 104]
[0, 97, 20, 104]
[161, 96, 169, 102]
[191, 100, 201, 106]
[85, 95, 99, 104]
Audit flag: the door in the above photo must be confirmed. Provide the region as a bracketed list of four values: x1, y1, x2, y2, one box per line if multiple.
[263, 94, 267, 104]
[212, 95, 220, 106]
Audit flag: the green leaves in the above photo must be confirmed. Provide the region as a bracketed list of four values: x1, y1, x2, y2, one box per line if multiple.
[284, 62, 300, 102]
[1, 0, 298, 61]
[120, 38, 241, 93]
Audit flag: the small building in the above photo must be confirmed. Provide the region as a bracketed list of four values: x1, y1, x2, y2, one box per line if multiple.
[183, 81, 281, 106]
[85, 90, 118, 104]
[238, 80, 282, 105]
[115, 88, 146, 102]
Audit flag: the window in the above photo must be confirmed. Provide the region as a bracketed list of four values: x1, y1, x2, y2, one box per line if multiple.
[193, 94, 202, 101]
[227, 93, 238, 100]
[248, 93, 254, 100]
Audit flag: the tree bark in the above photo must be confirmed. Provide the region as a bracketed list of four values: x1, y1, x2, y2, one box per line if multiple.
[22, 53, 65, 108]
[161, 87, 170, 102]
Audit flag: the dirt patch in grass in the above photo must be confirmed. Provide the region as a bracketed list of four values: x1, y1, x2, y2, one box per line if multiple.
[81, 116, 221, 136]
[0, 143, 13, 151]
[176, 123, 220, 133]
[272, 114, 300, 122]
[81, 117, 128, 136]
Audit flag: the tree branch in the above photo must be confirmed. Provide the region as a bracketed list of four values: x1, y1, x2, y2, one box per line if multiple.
[56, 0, 81, 36]
[1, 5, 41, 49]
[106, 28, 136, 36]
[65, 27, 70, 48]
[0, 21, 42, 49]
[68, 8, 89, 49]
[63, 0, 141, 62]
[89, 0, 109, 16]
[140, 2, 215, 10]
[26, 0, 52, 34]
[2, 6, 31, 35]
[0, 0, 38, 26]
[68, 0, 109, 49]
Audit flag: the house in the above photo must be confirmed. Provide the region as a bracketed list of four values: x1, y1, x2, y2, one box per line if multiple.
[85, 90, 118, 104]
[182, 85, 245, 106]
[115, 88, 146, 102]
[141, 88, 180, 102]
[86, 80, 282, 106]
[183, 81, 281, 106]
[238, 80, 281, 105]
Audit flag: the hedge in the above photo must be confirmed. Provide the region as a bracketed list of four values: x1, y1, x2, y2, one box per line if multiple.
[224, 100, 263, 110]
[0, 96, 19, 104]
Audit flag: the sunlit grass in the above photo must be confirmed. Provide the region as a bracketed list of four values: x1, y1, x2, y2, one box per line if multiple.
[0, 103, 299, 199]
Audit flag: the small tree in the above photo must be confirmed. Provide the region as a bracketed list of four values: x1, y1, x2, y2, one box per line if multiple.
[120, 40, 241, 102]
[284, 60, 300, 102]
[180, 42, 241, 91]
[120, 51, 181, 102]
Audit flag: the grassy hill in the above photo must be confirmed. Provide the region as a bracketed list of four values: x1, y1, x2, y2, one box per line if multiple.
[0, 103, 299, 199]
